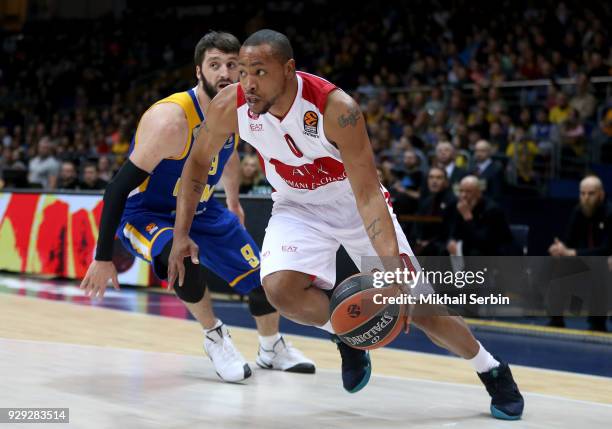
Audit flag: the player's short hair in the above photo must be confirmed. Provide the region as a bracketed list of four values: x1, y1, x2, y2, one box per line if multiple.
[194, 31, 240, 66]
[242, 29, 293, 63]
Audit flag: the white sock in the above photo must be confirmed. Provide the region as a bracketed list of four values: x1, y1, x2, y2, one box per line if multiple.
[468, 341, 500, 373]
[259, 333, 282, 350]
[319, 320, 335, 334]
[205, 318, 222, 332]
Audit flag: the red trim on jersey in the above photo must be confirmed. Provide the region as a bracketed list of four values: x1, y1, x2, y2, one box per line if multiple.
[298, 71, 337, 113]
[237, 84, 246, 108]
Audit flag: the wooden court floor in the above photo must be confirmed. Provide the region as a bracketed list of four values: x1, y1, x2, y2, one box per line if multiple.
[1, 292, 611, 428]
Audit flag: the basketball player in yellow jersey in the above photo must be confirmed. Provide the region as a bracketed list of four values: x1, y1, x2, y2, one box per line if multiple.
[80, 31, 315, 382]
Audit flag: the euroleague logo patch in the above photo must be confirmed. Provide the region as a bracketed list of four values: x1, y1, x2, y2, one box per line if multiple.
[303, 111, 319, 138]
[347, 304, 361, 318]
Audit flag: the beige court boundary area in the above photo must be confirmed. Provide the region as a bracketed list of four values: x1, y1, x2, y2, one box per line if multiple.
[1, 293, 610, 405]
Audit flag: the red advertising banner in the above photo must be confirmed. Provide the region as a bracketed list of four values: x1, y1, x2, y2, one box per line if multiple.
[0, 191, 155, 286]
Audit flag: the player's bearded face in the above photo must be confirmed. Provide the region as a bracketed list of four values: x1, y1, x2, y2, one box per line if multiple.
[201, 75, 225, 99]
[199, 50, 239, 99]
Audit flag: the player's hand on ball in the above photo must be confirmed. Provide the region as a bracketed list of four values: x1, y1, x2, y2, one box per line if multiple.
[79, 260, 120, 299]
[167, 235, 199, 288]
[390, 282, 412, 334]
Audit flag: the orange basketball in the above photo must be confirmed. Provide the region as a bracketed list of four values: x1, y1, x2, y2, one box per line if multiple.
[330, 273, 406, 350]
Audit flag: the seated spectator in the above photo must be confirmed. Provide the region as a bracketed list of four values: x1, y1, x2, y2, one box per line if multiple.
[529, 108, 554, 153]
[548, 175, 612, 331]
[447, 176, 514, 256]
[1, 147, 16, 172]
[57, 161, 79, 190]
[570, 73, 597, 120]
[97, 155, 114, 182]
[506, 127, 539, 185]
[549, 92, 571, 125]
[79, 163, 107, 190]
[390, 149, 423, 215]
[111, 128, 130, 162]
[376, 166, 393, 189]
[488, 121, 507, 153]
[400, 125, 426, 150]
[433, 141, 467, 186]
[27, 137, 60, 189]
[560, 108, 586, 157]
[471, 140, 504, 201]
[239, 155, 268, 194]
[548, 175, 612, 257]
[413, 167, 456, 256]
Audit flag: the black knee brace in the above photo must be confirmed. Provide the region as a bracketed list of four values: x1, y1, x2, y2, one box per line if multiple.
[156, 240, 207, 303]
[248, 286, 277, 316]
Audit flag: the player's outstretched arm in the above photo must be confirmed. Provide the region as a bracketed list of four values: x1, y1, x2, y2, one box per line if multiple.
[324, 90, 402, 271]
[80, 103, 188, 299]
[168, 84, 239, 287]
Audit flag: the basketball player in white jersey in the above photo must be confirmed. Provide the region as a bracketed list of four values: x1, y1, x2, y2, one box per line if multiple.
[168, 30, 524, 420]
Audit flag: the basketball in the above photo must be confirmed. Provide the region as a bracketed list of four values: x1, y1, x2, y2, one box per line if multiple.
[330, 273, 406, 350]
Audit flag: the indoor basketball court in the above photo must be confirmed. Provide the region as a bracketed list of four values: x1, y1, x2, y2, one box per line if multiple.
[1, 1, 612, 428]
[1, 275, 610, 428]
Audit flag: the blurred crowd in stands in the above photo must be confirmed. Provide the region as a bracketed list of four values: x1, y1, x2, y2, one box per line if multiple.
[0, 0, 610, 329]
[1, 1, 611, 198]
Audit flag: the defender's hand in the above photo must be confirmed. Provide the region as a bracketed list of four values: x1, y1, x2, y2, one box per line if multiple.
[79, 260, 120, 299]
[167, 235, 199, 288]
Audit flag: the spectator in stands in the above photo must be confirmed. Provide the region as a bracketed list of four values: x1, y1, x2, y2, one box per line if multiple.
[391, 149, 423, 215]
[530, 108, 554, 153]
[400, 124, 426, 151]
[548, 175, 612, 257]
[97, 155, 114, 182]
[0, 147, 26, 173]
[413, 167, 456, 255]
[447, 176, 514, 256]
[549, 92, 571, 125]
[548, 175, 611, 331]
[570, 73, 597, 120]
[27, 137, 60, 189]
[506, 126, 539, 186]
[560, 108, 586, 157]
[488, 121, 507, 153]
[587, 52, 610, 77]
[57, 161, 79, 190]
[239, 155, 268, 194]
[110, 128, 130, 162]
[472, 140, 504, 201]
[434, 141, 467, 185]
[79, 163, 107, 190]
[425, 87, 445, 117]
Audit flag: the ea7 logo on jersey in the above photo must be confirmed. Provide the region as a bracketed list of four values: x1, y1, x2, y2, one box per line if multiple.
[303, 111, 319, 138]
[250, 123, 263, 132]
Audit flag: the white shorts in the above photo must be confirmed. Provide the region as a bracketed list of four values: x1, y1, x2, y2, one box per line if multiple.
[260, 188, 423, 290]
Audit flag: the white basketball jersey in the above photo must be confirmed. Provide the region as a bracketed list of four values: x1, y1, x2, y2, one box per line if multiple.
[236, 72, 352, 204]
